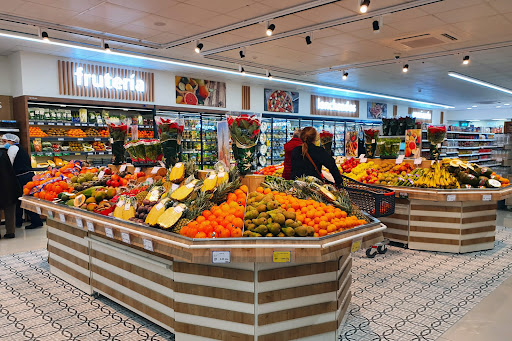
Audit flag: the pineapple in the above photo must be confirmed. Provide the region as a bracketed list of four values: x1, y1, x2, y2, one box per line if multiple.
[171, 180, 200, 201]
[201, 172, 217, 192]
[184, 161, 198, 178]
[172, 218, 190, 234]
[135, 191, 148, 205]
[145, 198, 170, 225]
[169, 163, 185, 183]
[158, 204, 187, 229]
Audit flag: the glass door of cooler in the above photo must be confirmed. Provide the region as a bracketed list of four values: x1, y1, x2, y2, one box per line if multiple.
[201, 114, 222, 170]
[334, 122, 345, 157]
[287, 119, 300, 139]
[313, 120, 324, 133]
[299, 119, 312, 129]
[257, 117, 272, 169]
[271, 118, 287, 165]
[181, 113, 202, 166]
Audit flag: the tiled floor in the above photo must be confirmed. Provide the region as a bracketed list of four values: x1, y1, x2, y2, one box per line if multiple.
[1, 210, 512, 341]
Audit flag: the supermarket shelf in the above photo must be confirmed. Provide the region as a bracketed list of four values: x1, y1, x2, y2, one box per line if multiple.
[32, 151, 111, 156]
[458, 152, 493, 157]
[182, 150, 201, 154]
[29, 121, 107, 127]
[0, 127, 20, 132]
[457, 146, 497, 149]
[182, 139, 201, 142]
[446, 139, 495, 142]
[30, 137, 109, 141]
[447, 131, 495, 134]
[445, 151, 459, 154]
[461, 159, 494, 163]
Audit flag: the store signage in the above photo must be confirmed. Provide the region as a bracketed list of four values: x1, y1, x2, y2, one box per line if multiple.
[311, 95, 359, 117]
[409, 108, 432, 122]
[58, 60, 154, 102]
[273, 251, 291, 263]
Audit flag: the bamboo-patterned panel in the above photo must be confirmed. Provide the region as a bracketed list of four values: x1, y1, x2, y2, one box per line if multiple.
[58, 60, 154, 102]
[242, 85, 250, 110]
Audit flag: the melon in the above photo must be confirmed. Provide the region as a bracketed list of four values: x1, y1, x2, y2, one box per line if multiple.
[74, 194, 86, 207]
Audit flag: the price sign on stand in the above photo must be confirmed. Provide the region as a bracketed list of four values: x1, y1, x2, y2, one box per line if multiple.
[399, 192, 408, 199]
[134, 167, 141, 174]
[351, 239, 362, 253]
[36, 206, 42, 215]
[105, 227, 114, 238]
[273, 251, 291, 263]
[86, 221, 95, 232]
[414, 158, 422, 165]
[483, 194, 492, 201]
[59, 213, 66, 223]
[447, 195, 456, 202]
[121, 232, 131, 244]
[395, 155, 405, 164]
[212, 251, 231, 264]
[98, 171, 105, 180]
[359, 154, 367, 163]
[151, 167, 160, 174]
[143, 239, 154, 252]
[119, 164, 127, 172]
[76, 218, 83, 229]
[47, 210, 53, 220]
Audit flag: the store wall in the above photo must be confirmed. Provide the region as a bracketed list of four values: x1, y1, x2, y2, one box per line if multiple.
[0, 55, 12, 96]
[446, 108, 512, 122]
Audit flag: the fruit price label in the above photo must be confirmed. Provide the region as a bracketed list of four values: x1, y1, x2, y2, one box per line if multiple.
[399, 192, 408, 199]
[351, 239, 362, 253]
[124, 203, 131, 211]
[483, 194, 492, 201]
[273, 251, 291, 263]
[76, 218, 83, 229]
[47, 210, 53, 219]
[151, 167, 160, 174]
[212, 251, 231, 264]
[36, 206, 42, 215]
[134, 167, 141, 174]
[78, 138, 83, 141]
[143, 239, 154, 252]
[121, 232, 131, 244]
[171, 183, 179, 192]
[105, 227, 114, 238]
[119, 164, 127, 172]
[59, 213, 66, 223]
[447, 195, 456, 202]
[86, 221, 94, 232]
[395, 155, 405, 164]
[58, 138, 64, 141]
[414, 158, 422, 165]
[98, 171, 105, 179]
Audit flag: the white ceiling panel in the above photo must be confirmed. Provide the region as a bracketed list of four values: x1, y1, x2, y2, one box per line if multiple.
[225, 2, 275, 21]
[29, 0, 105, 13]
[433, 3, 498, 24]
[80, 2, 147, 22]
[13, 2, 80, 22]
[107, 0, 180, 14]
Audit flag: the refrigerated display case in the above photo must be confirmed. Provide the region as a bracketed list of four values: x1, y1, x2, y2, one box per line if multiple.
[181, 113, 201, 165]
[334, 122, 345, 157]
[312, 120, 324, 133]
[258, 118, 272, 168]
[271, 118, 287, 165]
[201, 114, 222, 169]
[287, 119, 300, 139]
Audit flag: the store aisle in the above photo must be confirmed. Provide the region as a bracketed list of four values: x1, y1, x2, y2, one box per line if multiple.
[0, 223, 48, 256]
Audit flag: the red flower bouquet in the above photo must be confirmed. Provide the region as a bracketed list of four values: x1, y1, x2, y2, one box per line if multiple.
[427, 125, 447, 160]
[227, 113, 261, 175]
[319, 131, 334, 155]
[106, 117, 129, 165]
[156, 116, 184, 167]
[363, 128, 380, 158]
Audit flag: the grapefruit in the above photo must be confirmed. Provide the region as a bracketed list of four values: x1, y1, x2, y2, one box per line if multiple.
[184, 92, 198, 105]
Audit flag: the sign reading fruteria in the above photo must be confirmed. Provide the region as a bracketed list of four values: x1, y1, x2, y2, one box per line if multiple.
[58, 60, 154, 102]
[311, 95, 359, 117]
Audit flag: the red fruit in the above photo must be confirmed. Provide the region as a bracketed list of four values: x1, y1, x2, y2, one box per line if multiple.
[112, 181, 119, 187]
[107, 180, 112, 186]
[184, 92, 198, 105]
[104, 168, 112, 175]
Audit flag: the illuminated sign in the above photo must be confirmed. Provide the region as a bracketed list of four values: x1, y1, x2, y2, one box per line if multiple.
[311, 95, 359, 117]
[74, 67, 145, 92]
[409, 108, 433, 123]
[316, 98, 357, 112]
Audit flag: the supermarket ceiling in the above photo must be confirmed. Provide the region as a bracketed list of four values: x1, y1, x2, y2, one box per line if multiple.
[0, 0, 512, 109]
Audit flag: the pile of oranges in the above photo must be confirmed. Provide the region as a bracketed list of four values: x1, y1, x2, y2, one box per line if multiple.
[180, 185, 248, 239]
[255, 187, 367, 237]
[29, 126, 48, 137]
[99, 129, 109, 138]
[67, 129, 87, 138]
[25, 180, 71, 201]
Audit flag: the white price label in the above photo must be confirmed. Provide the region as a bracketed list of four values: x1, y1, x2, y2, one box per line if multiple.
[360, 158, 367, 163]
[395, 155, 405, 164]
[371, 139, 376, 143]
[99, 152, 105, 155]
[36, 206, 42, 215]
[134, 167, 141, 174]
[155, 203, 164, 211]
[217, 172, 225, 179]
[447, 194, 456, 202]
[76, 218, 83, 228]
[497, 158, 503, 162]
[437, 143, 441, 148]
[212, 251, 231, 264]
[105, 227, 114, 238]
[78, 138, 83, 141]
[175, 205, 184, 213]
[58, 138, 64, 141]
[483, 194, 492, 201]
[143, 239, 154, 252]
[98, 171, 105, 180]
[431, 160, 435, 166]
[109, 138, 114, 143]
[86, 221, 94, 232]
[158, 161, 165, 168]
[121, 232, 131, 244]
[151, 167, 160, 174]
[124, 203, 131, 211]
[47, 210, 53, 219]
[414, 158, 422, 165]
[147, 177, 154, 184]
[359, 154, 365, 160]
[171, 183, 179, 191]
[94, 138, 100, 141]
[208, 173, 216, 180]
[117, 200, 125, 208]
[119, 164, 127, 172]
[59, 213, 66, 223]
[186, 183, 195, 189]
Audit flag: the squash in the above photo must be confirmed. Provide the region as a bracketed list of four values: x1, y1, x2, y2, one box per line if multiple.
[145, 198, 171, 225]
[157, 204, 186, 229]
[171, 180, 199, 201]
[202, 172, 217, 192]
[169, 163, 185, 183]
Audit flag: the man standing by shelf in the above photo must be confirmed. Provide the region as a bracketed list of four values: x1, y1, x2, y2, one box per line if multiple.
[2, 134, 43, 229]
[283, 129, 302, 180]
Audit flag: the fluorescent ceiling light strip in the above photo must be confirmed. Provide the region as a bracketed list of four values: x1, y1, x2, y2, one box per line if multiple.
[448, 72, 512, 95]
[0, 32, 453, 109]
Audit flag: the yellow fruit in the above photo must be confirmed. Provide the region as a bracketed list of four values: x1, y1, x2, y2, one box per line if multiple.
[201, 172, 217, 192]
[145, 198, 170, 225]
[171, 180, 199, 201]
[176, 95, 183, 104]
[216, 171, 229, 186]
[157, 204, 186, 229]
[169, 163, 185, 183]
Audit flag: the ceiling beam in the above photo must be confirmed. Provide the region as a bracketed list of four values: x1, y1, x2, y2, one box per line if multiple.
[201, 0, 444, 56]
[161, 0, 343, 49]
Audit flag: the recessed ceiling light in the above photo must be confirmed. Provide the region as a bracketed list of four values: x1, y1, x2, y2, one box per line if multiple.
[505, 104, 510, 106]
[466, 107, 472, 110]
[402, 64, 409, 73]
[448, 72, 512, 95]
[496, 106, 502, 108]
[462, 55, 470, 65]
[360, 0, 370, 13]
[266, 23, 275, 36]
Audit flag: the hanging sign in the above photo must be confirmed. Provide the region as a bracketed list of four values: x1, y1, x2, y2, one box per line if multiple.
[311, 95, 359, 117]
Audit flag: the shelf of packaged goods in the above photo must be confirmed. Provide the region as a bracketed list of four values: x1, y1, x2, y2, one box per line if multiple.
[182, 150, 201, 154]
[447, 131, 495, 134]
[32, 151, 111, 156]
[181, 139, 201, 142]
[457, 146, 497, 149]
[458, 152, 493, 157]
[29, 121, 107, 127]
[459, 158, 494, 163]
[446, 139, 496, 142]
[29, 137, 109, 142]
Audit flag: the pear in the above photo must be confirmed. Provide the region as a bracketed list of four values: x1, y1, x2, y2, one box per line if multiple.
[294, 226, 308, 237]
[268, 223, 281, 236]
[285, 219, 295, 227]
[254, 225, 268, 235]
[282, 227, 295, 237]
[283, 211, 296, 220]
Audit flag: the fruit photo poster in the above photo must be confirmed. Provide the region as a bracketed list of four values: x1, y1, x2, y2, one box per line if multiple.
[175, 76, 226, 108]
[405, 129, 421, 158]
[367, 102, 387, 119]
[264, 89, 299, 113]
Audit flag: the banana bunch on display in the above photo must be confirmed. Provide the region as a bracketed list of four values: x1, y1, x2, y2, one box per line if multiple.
[414, 161, 460, 189]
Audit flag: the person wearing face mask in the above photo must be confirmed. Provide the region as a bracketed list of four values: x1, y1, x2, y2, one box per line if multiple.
[0, 141, 22, 238]
[1, 134, 43, 229]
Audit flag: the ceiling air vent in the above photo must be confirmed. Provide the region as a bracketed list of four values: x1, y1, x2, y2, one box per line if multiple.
[394, 32, 461, 49]
[441, 33, 458, 41]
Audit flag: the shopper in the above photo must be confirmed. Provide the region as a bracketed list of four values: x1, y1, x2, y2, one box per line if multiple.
[290, 127, 343, 186]
[0, 145, 22, 239]
[283, 129, 302, 180]
[2, 134, 43, 229]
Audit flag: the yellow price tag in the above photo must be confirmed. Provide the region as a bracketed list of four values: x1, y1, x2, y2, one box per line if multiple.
[351, 239, 362, 253]
[273, 251, 291, 263]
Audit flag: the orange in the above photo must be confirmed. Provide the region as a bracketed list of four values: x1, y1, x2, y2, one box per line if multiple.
[187, 227, 198, 238]
[231, 228, 243, 237]
[202, 210, 212, 218]
[256, 187, 264, 193]
[234, 189, 244, 196]
[240, 185, 248, 193]
[327, 224, 336, 233]
[314, 232, 319, 237]
[23, 187, 30, 195]
[234, 209, 245, 219]
[318, 229, 327, 237]
[196, 216, 206, 223]
[232, 218, 243, 229]
[304, 217, 311, 224]
[220, 228, 231, 238]
[227, 193, 237, 202]
[263, 188, 271, 194]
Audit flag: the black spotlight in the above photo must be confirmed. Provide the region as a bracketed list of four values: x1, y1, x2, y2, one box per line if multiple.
[41, 31, 49, 41]
[195, 42, 203, 53]
[372, 20, 380, 32]
[305, 35, 312, 45]
[239, 49, 245, 58]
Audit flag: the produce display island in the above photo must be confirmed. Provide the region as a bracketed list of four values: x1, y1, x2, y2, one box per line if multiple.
[380, 186, 512, 253]
[21, 196, 385, 341]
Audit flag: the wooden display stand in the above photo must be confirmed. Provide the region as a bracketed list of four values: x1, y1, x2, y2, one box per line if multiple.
[380, 186, 512, 253]
[22, 197, 384, 341]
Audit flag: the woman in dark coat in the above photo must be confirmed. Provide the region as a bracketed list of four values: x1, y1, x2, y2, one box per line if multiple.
[0, 147, 22, 238]
[290, 127, 343, 186]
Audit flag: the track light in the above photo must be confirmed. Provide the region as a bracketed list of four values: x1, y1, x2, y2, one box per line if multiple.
[239, 65, 246, 74]
[194, 42, 203, 53]
[266, 23, 275, 36]
[372, 20, 380, 32]
[402, 64, 409, 73]
[41, 31, 49, 42]
[266, 70, 273, 79]
[305, 35, 312, 45]
[342, 71, 348, 80]
[239, 48, 245, 58]
[463, 55, 470, 65]
[360, 0, 370, 13]
[104, 43, 111, 53]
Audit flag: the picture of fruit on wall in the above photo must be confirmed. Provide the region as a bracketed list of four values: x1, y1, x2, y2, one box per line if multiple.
[405, 129, 421, 158]
[345, 130, 358, 157]
[367, 102, 387, 119]
[175, 76, 226, 108]
[264, 89, 299, 113]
